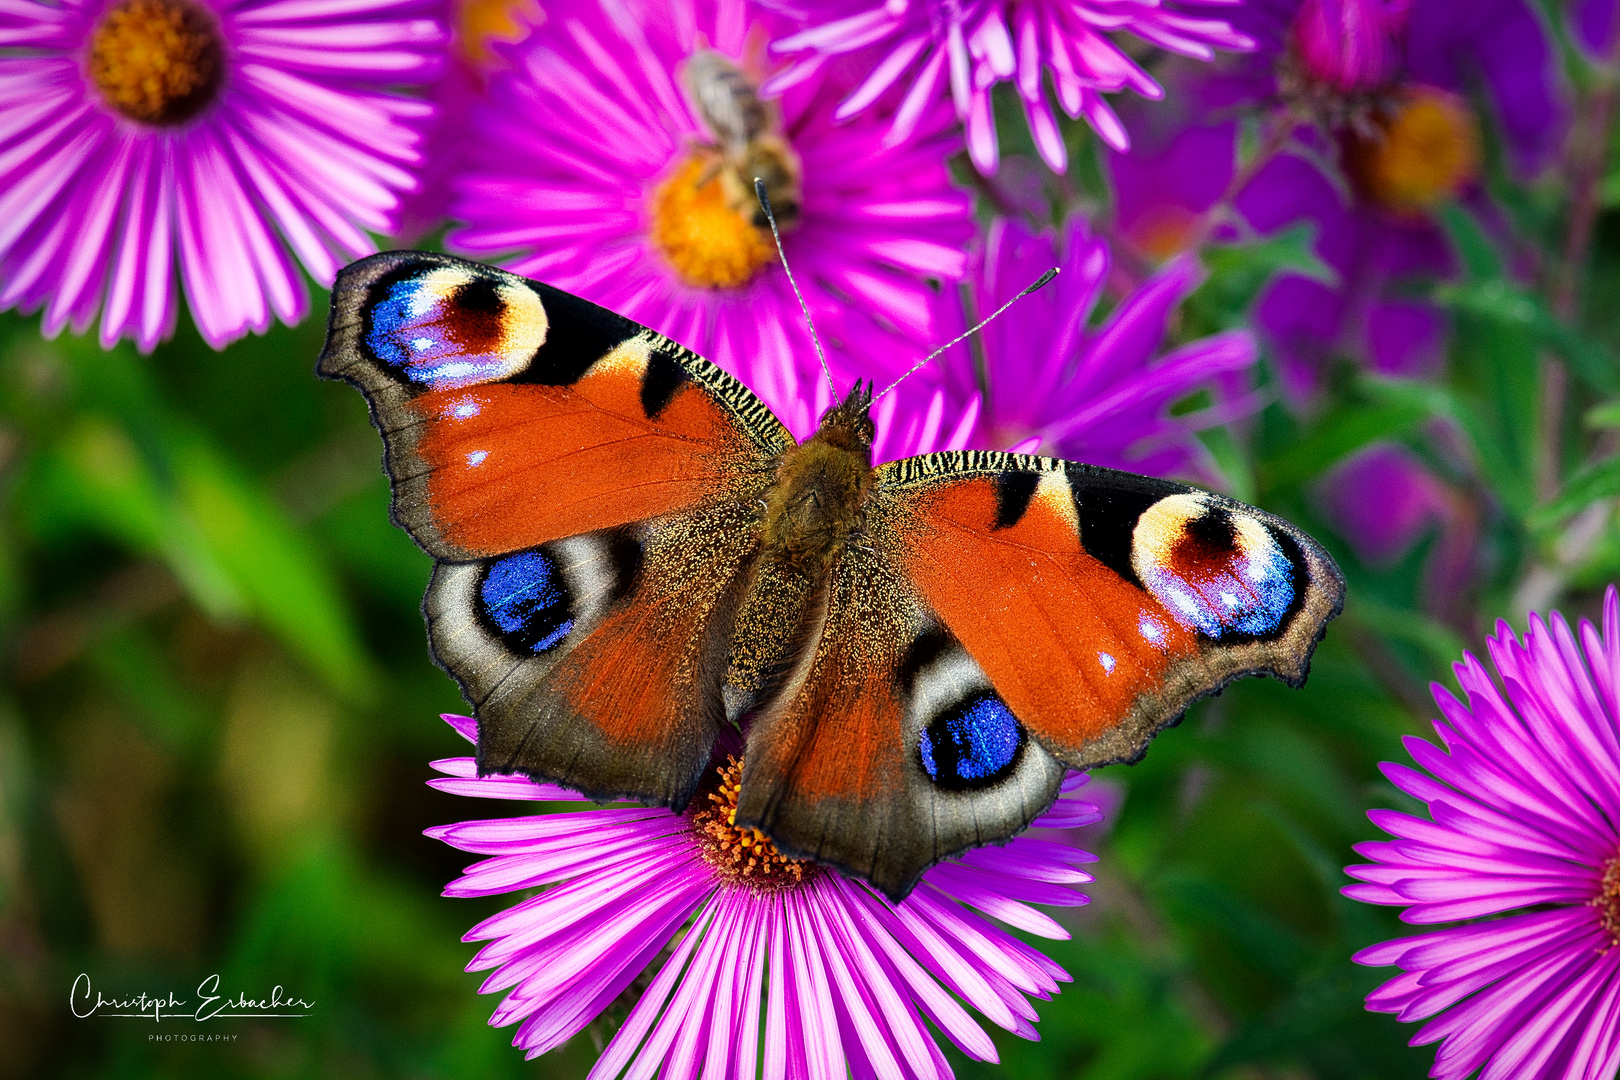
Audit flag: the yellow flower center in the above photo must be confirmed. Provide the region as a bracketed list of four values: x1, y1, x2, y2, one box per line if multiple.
[649, 154, 778, 290]
[88, 0, 224, 126]
[1345, 88, 1481, 215]
[1128, 204, 1202, 262]
[689, 756, 817, 890]
[456, 0, 541, 68]
[1595, 855, 1620, 947]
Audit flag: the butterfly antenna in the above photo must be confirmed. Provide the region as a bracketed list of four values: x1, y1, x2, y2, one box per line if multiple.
[872, 268, 1059, 403]
[755, 177, 838, 398]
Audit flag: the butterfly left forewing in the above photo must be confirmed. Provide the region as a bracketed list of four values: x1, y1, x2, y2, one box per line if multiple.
[317, 251, 791, 560]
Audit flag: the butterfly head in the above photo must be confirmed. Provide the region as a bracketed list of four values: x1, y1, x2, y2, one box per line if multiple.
[813, 380, 876, 452]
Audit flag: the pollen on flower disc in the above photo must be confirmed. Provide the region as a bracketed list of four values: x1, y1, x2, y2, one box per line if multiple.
[688, 756, 818, 890]
[650, 155, 776, 290]
[1596, 854, 1620, 948]
[1345, 88, 1481, 215]
[88, 0, 225, 125]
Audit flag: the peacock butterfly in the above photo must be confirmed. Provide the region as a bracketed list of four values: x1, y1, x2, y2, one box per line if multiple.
[317, 250, 1344, 901]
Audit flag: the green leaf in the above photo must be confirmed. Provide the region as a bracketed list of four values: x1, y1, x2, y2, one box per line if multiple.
[1436, 203, 1504, 282]
[1257, 398, 1431, 494]
[14, 348, 373, 699]
[1436, 278, 1618, 396]
[1348, 595, 1468, 676]
[1586, 401, 1620, 428]
[171, 431, 373, 701]
[24, 415, 246, 619]
[1529, 453, 1620, 530]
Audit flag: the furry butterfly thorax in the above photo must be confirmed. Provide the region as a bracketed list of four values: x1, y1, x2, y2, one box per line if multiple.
[318, 251, 1345, 901]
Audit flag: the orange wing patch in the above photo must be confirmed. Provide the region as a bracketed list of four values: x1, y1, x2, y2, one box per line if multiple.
[411, 367, 757, 557]
[898, 475, 1197, 753]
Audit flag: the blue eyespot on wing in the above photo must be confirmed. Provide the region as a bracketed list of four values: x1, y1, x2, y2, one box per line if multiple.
[478, 551, 574, 654]
[1131, 493, 1297, 640]
[365, 265, 548, 390]
[918, 693, 1024, 790]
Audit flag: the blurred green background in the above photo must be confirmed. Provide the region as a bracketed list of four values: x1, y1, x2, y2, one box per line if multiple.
[5, 79, 1620, 1080]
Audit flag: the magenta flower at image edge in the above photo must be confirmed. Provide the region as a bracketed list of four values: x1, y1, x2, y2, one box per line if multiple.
[1344, 585, 1620, 1078]
[0, 0, 446, 350]
[425, 713, 1102, 1075]
[761, 0, 1255, 175]
[447, 0, 975, 410]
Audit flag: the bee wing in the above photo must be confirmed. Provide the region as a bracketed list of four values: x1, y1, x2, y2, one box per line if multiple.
[681, 49, 766, 154]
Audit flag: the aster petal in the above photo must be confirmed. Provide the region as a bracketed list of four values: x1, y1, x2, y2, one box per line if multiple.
[0, 0, 442, 347]
[1347, 586, 1620, 1076]
[589, 895, 711, 1080]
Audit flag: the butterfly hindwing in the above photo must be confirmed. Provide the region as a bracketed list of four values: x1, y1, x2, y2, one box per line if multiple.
[734, 548, 1067, 900]
[319, 252, 788, 807]
[428, 505, 759, 807]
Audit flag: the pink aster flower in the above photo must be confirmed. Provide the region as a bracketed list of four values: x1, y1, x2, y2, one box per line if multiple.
[427, 713, 1100, 1072]
[938, 218, 1258, 479]
[1344, 586, 1620, 1078]
[0, 0, 446, 350]
[447, 0, 974, 400]
[763, 0, 1253, 175]
[1287, 0, 1407, 94]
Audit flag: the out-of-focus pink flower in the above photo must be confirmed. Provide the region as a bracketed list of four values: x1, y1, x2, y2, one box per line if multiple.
[0, 0, 446, 349]
[762, 0, 1253, 175]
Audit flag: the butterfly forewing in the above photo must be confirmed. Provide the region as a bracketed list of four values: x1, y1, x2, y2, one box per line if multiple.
[876, 451, 1342, 769]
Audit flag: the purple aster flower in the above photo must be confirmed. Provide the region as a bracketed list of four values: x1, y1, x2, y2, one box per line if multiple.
[1344, 586, 1620, 1078]
[1229, 0, 1568, 179]
[446, 0, 974, 402]
[1097, 0, 1567, 399]
[0, 0, 446, 350]
[1571, 0, 1620, 58]
[938, 218, 1259, 479]
[1315, 441, 1477, 610]
[426, 712, 1101, 1071]
[762, 0, 1254, 174]
[1236, 147, 1457, 401]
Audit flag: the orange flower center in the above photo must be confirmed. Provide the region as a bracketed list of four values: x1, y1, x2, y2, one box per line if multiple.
[1345, 88, 1481, 215]
[88, 0, 224, 126]
[649, 154, 778, 290]
[1128, 204, 1203, 262]
[456, 0, 541, 68]
[689, 756, 817, 890]
[1595, 855, 1620, 946]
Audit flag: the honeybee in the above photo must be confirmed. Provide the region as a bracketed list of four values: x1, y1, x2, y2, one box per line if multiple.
[680, 49, 802, 229]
